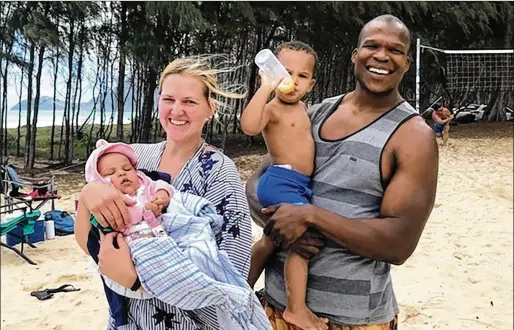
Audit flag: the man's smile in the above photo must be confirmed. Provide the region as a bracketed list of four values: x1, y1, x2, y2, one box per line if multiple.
[366, 66, 393, 75]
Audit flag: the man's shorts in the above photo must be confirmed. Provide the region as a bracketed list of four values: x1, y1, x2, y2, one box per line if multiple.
[262, 296, 398, 330]
[256, 165, 312, 208]
[434, 122, 447, 134]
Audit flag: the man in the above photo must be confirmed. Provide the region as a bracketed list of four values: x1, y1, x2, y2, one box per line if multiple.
[246, 14, 439, 330]
[432, 104, 454, 146]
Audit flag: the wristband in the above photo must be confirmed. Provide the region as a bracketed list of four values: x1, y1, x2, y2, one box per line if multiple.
[90, 215, 114, 234]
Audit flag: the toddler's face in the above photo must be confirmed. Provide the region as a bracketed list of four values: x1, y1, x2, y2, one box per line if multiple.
[275, 48, 316, 104]
[97, 153, 140, 195]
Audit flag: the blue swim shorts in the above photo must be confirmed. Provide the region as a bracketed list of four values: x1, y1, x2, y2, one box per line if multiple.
[256, 165, 312, 208]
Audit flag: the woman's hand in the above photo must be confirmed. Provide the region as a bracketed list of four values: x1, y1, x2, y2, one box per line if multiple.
[80, 182, 135, 231]
[98, 232, 137, 288]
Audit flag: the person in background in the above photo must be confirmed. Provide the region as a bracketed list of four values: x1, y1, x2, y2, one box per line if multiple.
[432, 104, 454, 146]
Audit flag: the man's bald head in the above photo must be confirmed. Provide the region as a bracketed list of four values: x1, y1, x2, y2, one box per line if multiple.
[357, 15, 411, 52]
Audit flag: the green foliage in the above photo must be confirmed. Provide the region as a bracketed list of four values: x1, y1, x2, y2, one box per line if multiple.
[2, 1, 513, 162]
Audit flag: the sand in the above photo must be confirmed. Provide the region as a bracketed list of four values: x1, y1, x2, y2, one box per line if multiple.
[1, 123, 512, 330]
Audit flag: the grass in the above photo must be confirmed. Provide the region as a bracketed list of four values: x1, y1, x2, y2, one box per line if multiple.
[5, 124, 136, 161]
[5, 122, 267, 164]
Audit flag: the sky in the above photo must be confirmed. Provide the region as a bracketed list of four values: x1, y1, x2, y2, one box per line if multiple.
[6, 59, 97, 111]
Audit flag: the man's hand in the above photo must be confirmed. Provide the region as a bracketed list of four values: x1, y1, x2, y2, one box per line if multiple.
[289, 229, 325, 259]
[262, 203, 313, 248]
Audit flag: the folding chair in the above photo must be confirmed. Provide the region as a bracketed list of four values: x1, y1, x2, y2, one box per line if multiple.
[1, 162, 60, 212]
[1, 201, 41, 265]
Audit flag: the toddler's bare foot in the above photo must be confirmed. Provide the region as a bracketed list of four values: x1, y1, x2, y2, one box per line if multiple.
[283, 305, 329, 330]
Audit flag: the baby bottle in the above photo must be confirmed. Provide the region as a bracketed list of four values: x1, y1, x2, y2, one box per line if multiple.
[254, 49, 295, 93]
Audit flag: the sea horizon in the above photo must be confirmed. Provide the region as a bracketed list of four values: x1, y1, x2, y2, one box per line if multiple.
[5, 109, 133, 129]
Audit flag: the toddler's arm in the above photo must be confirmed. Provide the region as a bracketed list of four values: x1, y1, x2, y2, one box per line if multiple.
[240, 71, 281, 136]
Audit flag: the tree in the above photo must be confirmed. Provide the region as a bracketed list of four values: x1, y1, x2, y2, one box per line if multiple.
[23, 1, 60, 171]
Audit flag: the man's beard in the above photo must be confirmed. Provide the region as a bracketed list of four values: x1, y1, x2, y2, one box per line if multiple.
[355, 73, 395, 97]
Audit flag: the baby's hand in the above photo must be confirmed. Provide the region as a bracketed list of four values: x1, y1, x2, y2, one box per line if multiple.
[258, 70, 284, 94]
[153, 190, 171, 208]
[144, 201, 162, 217]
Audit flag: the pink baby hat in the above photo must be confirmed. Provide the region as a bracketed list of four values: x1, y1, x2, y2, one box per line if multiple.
[85, 139, 137, 184]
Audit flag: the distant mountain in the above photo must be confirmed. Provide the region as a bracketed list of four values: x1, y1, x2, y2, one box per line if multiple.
[11, 96, 66, 111]
[10, 94, 134, 113]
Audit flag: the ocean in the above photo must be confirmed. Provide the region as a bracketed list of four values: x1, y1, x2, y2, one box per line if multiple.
[5, 109, 133, 129]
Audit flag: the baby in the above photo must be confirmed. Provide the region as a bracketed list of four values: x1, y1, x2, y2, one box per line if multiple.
[85, 139, 173, 242]
[241, 41, 328, 330]
[84, 139, 273, 330]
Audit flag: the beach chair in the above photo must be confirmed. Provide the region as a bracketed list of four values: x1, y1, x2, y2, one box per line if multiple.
[1, 201, 41, 265]
[0, 162, 60, 212]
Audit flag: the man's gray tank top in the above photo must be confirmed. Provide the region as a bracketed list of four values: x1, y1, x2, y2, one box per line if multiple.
[264, 94, 418, 325]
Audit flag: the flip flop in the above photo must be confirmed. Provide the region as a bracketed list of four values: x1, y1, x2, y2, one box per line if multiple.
[46, 284, 81, 294]
[30, 290, 54, 300]
[30, 284, 81, 301]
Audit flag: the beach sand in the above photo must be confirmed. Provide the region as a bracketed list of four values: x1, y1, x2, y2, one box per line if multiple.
[1, 122, 512, 330]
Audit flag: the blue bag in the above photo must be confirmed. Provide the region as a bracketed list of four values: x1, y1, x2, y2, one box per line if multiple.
[44, 210, 75, 236]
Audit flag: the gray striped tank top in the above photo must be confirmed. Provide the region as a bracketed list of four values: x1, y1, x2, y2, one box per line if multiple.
[264, 94, 418, 325]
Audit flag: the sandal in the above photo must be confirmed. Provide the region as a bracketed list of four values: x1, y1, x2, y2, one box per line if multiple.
[30, 284, 81, 300]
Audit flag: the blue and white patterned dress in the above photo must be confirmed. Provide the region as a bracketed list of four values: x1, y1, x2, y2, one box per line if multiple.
[105, 140, 253, 330]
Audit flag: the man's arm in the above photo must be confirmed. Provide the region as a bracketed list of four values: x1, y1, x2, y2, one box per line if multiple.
[310, 118, 437, 264]
[432, 111, 453, 125]
[265, 118, 438, 265]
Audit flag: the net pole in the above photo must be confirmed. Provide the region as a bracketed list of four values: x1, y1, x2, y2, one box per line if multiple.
[415, 38, 421, 113]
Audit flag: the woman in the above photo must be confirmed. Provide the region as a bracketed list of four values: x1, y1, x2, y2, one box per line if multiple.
[75, 56, 253, 329]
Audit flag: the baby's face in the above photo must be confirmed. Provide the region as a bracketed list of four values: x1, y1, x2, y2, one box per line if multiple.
[97, 153, 140, 195]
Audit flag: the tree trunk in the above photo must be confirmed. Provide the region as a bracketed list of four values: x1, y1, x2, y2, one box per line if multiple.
[24, 42, 36, 170]
[50, 50, 59, 160]
[87, 97, 97, 156]
[141, 66, 157, 142]
[1, 38, 13, 160]
[117, 1, 127, 140]
[106, 48, 117, 140]
[17, 56, 24, 157]
[64, 20, 75, 165]
[74, 28, 84, 134]
[14, 43, 27, 157]
[28, 45, 45, 171]
[78, 60, 100, 135]
[130, 61, 136, 143]
[98, 54, 109, 139]
[58, 111, 64, 159]
[135, 64, 144, 142]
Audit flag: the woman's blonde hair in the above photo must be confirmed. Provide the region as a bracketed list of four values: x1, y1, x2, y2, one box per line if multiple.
[159, 55, 247, 116]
